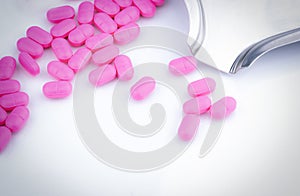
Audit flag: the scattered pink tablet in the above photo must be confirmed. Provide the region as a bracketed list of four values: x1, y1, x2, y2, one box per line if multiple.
[113, 0, 133, 9]
[183, 96, 211, 115]
[133, 0, 156, 18]
[5, 106, 30, 133]
[169, 56, 197, 76]
[85, 33, 114, 52]
[77, 1, 95, 24]
[210, 97, 237, 120]
[0, 56, 16, 80]
[92, 44, 119, 65]
[94, 0, 120, 16]
[47, 61, 74, 81]
[51, 38, 73, 62]
[0, 92, 29, 111]
[188, 77, 216, 97]
[68, 48, 92, 72]
[18, 52, 40, 76]
[130, 76, 155, 101]
[178, 114, 200, 141]
[47, 5, 75, 23]
[68, 24, 95, 47]
[113, 55, 134, 81]
[43, 81, 72, 99]
[50, 19, 77, 38]
[94, 13, 118, 34]
[113, 22, 140, 45]
[114, 6, 140, 26]
[0, 126, 11, 153]
[17, 37, 44, 59]
[26, 26, 53, 48]
[0, 80, 21, 96]
[0, 107, 7, 125]
[89, 64, 117, 87]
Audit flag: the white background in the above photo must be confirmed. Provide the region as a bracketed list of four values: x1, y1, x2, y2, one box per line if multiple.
[0, 0, 300, 195]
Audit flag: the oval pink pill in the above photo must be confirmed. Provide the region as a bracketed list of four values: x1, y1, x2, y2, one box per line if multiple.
[94, 0, 120, 16]
[94, 13, 118, 34]
[68, 48, 92, 72]
[169, 56, 197, 76]
[47, 5, 75, 23]
[183, 96, 211, 115]
[188, 77, 216, 97]
[47, 61, 74, 81]
[113, 22, 140, 45]
[68, 24, 95, 47]
[0, 126, 11, 153]
[17, 37, 44, 58]
[130, 77, 155, 101]
[114, 0, 132, 9]
[0, 80, 21, 96]
[133, 0, 156, 18]
[113, 55, 134, 81]
[50, 19, 77, 38]
[92, 45, 119, 65]
[43, 81, 72, 99]
[114, 6, 140, 26]
[0, 56, 16, 80]
[77, 1, 95, 24]
[51, 38, 73, 62]
[151, 0, 164, 6]
[85, 33, 113, 52]
[178, 114, 200, 141]
[0, 92, 29, 111]
[18, 52, 40, 76]
[26, 26, 53, 48]
[89, 64, 116, 87]
[5, 106, 30, 133]
[210, 97, 237, 120]
[0, 107, 7, 125]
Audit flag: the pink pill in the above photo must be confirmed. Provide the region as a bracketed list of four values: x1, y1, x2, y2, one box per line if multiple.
[114, 0, 132, 8]
[178, 114, 200, 141]
[47, 61, 74, 81]
[130, 77, 155, 101]
[50, 19, 77, 38]
[5, 106, 30, 133]
[51, 38, 73, 62]
[0, 126, 11, 153]
[0, 107, 7, 125]
[26, 26, 53, 48]
[151, 0, 165, 6]
[113, 55, 134, 81]
[77, 1, 95, 24]
[43, 81, 72, 99]
[0, 80, 21, 96]
[92, 45, 119, 65]
[169, 56, 197, 76]
[89, 64, 116, 87]
[0, 92, 29, 111]
[133, 0, 156, 18]
[0, 56, 16, 80]
[68, 48, 92, 72]
[18, 52, 40, 76]
[94, 0, 120, 16]
[210, 97, 237, 120]
[17, 37, 44, 59]
[47, 5, 75, 23]
[113, 22, 140, 45]
[114, 6, 140, 26]
[183, 96, 211, 115]
[85, 33, 113, 52]
[68, 24, 95, 47]
[94, 13, 118, 34]
[188, 77, 216, 97]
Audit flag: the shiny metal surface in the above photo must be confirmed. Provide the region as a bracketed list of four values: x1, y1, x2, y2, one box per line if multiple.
[185, 0, 300, 73]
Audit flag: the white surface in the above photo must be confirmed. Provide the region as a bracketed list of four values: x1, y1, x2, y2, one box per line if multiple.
[0, 0, 300, 196]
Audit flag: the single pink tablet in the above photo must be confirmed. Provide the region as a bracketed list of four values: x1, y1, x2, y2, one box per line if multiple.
[94, 0, 120, 16]
[178, 114, 200, 141]
[26, 26, 53, 48]
[77, 1, 95, 24]
[0, 126, 11, 153]
[89, 64, 117, 86]
[68, 48, 92, 72]
[151, 0, 164, 6]
[17, 37, 44, 59]
[169, 56, 197, 76]
[114, 6, 140, 26]
[113, 55, 134, 81]
[47, 5, 75, 23]
[183, 96, 211, 115]
[43, 81, 72, 99]
[85, 33, 113, 52]
[51, 38, 73, 62]
[0, 107, 7, 125]
[0, 92, 29, 111]
[130, 76, 155, 101]
[68, 24, 95, 47]
[210, 97, 237, 120]
[0, 80, 21, 96]
[113, 0, 132, 9]
[5, 106, 29, 133]
[188, 77, 216, 97]
[18, 52, 40, 76]
[94, 13, 118, 34]
[92, 45, 119, 65]
[47, 61, 74, 81]
[133, 0, 156, 18]
[50, 19, 77, 38]
[78, 24, 95, 38]
[0, 56, 16, 80]
[113, 22, 140, 45]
